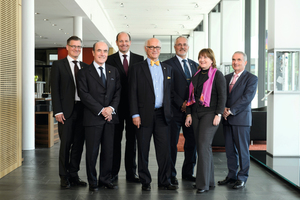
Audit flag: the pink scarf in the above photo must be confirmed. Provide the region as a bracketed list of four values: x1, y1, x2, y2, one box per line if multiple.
[186, 66, 217, 107]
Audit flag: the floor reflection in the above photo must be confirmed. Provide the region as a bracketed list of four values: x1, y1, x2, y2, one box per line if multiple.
[250, 150, 300, 189]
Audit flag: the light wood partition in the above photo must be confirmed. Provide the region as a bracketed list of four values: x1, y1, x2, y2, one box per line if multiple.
[0, 0, 22, 178]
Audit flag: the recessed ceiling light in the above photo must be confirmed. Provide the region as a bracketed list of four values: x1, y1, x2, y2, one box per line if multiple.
[120, 3, 124, 7]
[58, 28, 63, 31]
[35, 12, 40, 15]
[43, 19, 48, 21]
[195, 4, 199, 8]
[187, 15, 190, 20]
[124, 16, 127, 19]
[52, 24, 57, 26]
[39, 36, 43, 38]
[181, 24, 185, 29]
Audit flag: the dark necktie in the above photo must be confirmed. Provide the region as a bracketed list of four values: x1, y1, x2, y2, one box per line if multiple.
[123, 55, 129, 75]
[182, 59, 191, 83]
[72, 60, 79, 81]
[99, 66, 106, 87]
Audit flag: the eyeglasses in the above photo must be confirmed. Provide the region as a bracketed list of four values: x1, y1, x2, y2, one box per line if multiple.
[175, 43, 188, 47]
[146, 46, 161, 50]
[68, 45, 83, 49]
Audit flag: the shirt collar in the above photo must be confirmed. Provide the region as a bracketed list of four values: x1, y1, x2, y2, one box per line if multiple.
[67, 55, 78, 63]
[93, 61, 106, 70]
[234, 70, 244, 77]
[118, 51, 130, 59]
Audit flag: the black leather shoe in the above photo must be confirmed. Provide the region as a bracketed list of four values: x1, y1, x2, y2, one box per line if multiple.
[197, 189, 207, 193]
[171, 177, 178, 185]
[158, 184, 178, 190]
[89, 185, 99, 191]
[104, 182, 117, 189]
[70, 177, 87, 186]
[60, 177, 71, 189]
[126, 174, 140, 183]
[182, 175, 196, 182]
[142, 184, 151, 191]
[232, 180, 245, 189]
[218, 177, 236, 185]
[111, 174, 118, 182]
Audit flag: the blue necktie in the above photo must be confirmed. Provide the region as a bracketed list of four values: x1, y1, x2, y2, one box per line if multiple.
[182, 59, 191, 83]
[99, 66, 106, 87]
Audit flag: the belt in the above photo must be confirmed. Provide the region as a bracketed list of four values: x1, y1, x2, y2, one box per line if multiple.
[154, 107, 163, 111]
[74, 101, 81, 104]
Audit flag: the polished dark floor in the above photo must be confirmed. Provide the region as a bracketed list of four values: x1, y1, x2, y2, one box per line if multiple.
[1, 141, 300, 200]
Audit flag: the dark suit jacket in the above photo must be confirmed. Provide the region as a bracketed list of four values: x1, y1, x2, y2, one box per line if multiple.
[223, 70, 258, 126]
[129, 60, 173, 127]
[186, 69, 226, 115]
[77, 63, 121, 126]
[163, 56, 198, 117]
[51, 57, 88, 118]
[106, 51, 144, 117]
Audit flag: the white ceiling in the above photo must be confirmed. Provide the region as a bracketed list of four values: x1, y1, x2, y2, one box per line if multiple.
[34, 0, 220, 48]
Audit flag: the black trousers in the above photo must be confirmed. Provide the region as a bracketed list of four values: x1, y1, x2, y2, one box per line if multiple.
[136, 108, 171, 186]
[58, 102, 85, 178]
[85, 123, 114, 187]
[170, 111, 197, 178]
[111, 111, 137, 178]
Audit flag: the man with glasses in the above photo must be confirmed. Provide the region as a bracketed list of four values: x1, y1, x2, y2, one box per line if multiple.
[163, 36, 197, 185]
[51, 36, 88, 189]
[128, 38, 177, 191]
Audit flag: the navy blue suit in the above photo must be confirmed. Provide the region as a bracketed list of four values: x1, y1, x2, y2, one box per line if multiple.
[223, 70, 258, 182]
[163, 56, 198, 178]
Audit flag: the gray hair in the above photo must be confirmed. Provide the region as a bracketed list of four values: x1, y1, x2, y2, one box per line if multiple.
[144, 38, 162, 47]
[233, 51, 247, 61]
[175, 36, 188, 45]
[93, 40, 108, 51]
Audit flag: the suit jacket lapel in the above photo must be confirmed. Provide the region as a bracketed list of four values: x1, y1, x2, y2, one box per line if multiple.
[89, 64, 105, 87]
[173, 57, 189, 83]
[161, 62, 168, 92]
[106, 65, 113, 89]
[231, 70, 246, 92]
[141, 60, 155, 94]
[114, 52, 126, 75]
[188, 59, 198, 75]
[63, 58, 74, 80]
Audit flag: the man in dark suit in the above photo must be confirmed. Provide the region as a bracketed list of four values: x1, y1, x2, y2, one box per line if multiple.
[51, 36, 88, 189]
[128, 38, 177, 191]
[106, 32, 144, 182]
[163, 36, 197, 185]
[77, 41, 121, 191]
[218, 51, 258, 189]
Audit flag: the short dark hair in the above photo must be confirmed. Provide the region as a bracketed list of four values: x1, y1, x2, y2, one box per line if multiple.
[116, 32, 131, 41]
[67, 36, 82, 45]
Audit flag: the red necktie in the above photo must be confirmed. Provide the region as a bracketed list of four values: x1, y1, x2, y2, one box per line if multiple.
[123, 55, 129, 75]
[229, 74, 238, 93]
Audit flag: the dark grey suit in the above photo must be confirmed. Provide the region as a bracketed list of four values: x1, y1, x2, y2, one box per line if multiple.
[163, 56, 197, 178]
[186, 69, 226, 190]
[51, 57, 88, 179]
[77, 63, 121, 187]
[128, 59, 173, 186]
[223, 70, 258, 182]
[106, 51, 144, 178]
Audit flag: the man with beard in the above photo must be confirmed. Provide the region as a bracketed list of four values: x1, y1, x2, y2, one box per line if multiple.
[163, 36, 197, 185]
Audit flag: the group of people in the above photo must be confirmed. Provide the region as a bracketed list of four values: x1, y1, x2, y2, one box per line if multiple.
[50, 32, 258, 193]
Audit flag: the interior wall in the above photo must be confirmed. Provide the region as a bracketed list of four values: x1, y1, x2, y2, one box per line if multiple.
[0, 0, 22, 178]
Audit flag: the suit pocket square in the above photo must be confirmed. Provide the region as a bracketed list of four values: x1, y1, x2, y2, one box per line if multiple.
[111, 78, 114, 80]
[167, 76, 171, 79]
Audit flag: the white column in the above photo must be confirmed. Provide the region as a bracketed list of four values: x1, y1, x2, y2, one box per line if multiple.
[266, 0, 300, 157]
[208, 12, 221, 66]
[203, 14, 209, 48]
[73, 16, 83, 61]
[220, 0, 244, 64]
[22, 0, 35, 150]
